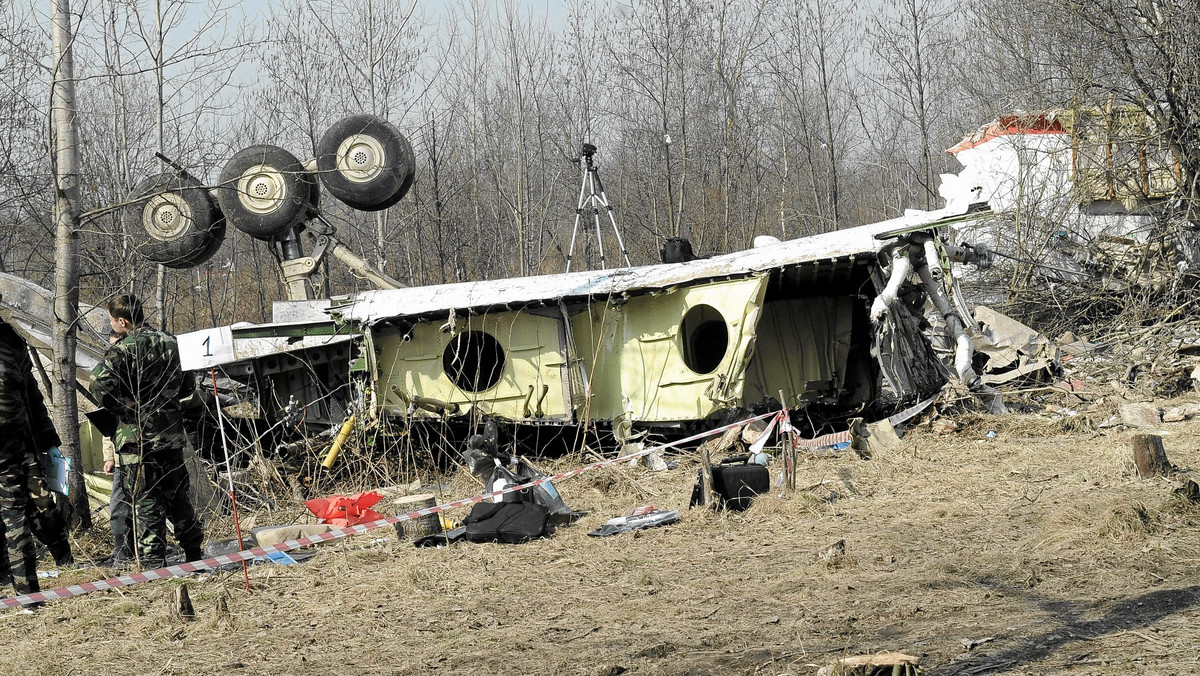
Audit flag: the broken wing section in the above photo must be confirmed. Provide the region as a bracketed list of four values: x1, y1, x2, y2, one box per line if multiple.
[571, 275, 769, 423]
[372, 309, 570, 422]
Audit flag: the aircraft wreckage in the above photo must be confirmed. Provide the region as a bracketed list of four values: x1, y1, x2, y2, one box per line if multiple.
[0, 114, 1002, 508]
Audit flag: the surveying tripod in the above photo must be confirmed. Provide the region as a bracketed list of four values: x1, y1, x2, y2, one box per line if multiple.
[566, 143, 631, 272]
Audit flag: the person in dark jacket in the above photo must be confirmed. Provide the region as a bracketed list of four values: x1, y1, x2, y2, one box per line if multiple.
[91, 295, 203, 568]
[95, 330, 135, 567]
[0, 320, 73, 597]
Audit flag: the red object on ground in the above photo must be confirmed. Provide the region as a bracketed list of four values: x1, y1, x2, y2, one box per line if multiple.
[305, 491, 386, 527]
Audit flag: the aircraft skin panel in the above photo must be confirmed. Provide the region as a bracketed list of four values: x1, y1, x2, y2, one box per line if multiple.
[573, 276, 768, 422]
[333, 203, 972, 326]
[372, 311, 569, 421]
[742, 297, 855, 406]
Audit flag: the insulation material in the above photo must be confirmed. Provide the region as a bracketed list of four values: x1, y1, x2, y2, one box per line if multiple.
[742, 297, 854, 406]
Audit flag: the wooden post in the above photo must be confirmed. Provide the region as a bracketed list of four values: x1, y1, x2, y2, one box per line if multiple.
[1132, 434, 1171, 478]
[701, 449, 717, 507]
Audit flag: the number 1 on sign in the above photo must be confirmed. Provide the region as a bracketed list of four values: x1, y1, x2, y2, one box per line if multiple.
[202, 335, 212, 357]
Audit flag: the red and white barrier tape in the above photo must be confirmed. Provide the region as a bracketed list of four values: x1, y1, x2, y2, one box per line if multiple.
[794, 430, 853, 449]
[777, 393, 940, 451]
[2, 410, 780, 609]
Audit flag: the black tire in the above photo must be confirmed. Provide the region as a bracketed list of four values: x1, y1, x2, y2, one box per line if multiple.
[176, 213, 227, 269]
[316, 114, 414, 211]
[217, 145, 313, 240]
[122, 172, 218, 268]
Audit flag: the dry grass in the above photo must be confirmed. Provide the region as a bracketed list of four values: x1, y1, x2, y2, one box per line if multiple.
[5, 401, 1200, 675]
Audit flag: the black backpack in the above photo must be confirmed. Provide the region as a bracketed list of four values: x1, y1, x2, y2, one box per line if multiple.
[463, 501, 550, 544]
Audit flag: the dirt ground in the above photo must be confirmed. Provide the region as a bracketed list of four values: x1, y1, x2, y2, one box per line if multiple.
[3, 397, 1200, 676]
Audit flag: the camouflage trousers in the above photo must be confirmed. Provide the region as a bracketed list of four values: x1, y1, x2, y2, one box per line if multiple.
[109, 465, 135, 563]
[122, 444, 204, 567]
[0, 436, 58, 596]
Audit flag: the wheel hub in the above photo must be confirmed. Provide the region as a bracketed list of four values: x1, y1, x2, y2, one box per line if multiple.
[237, 164, 289, 214]
[336, 134, 385, 183]
[142, 192, 191, 241]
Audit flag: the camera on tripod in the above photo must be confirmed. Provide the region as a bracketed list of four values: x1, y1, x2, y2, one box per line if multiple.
[572, 143, 598, 164]
[565, 141, 630, 271]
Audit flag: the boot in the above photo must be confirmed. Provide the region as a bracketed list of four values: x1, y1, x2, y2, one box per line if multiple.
[51, 544, 81, 569]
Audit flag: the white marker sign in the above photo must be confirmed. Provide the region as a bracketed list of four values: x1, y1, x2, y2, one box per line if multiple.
[178, 326, 235, 370]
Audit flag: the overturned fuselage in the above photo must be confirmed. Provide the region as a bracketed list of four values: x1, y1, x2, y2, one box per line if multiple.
[324, 206, 980, 436]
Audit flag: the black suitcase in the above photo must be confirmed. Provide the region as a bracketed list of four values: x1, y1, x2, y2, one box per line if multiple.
[710, 463, 769, 511]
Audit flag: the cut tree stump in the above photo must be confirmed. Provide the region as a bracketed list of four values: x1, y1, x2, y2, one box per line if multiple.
[1132, 434, 1171, 478]
[172, 583, 196, 621]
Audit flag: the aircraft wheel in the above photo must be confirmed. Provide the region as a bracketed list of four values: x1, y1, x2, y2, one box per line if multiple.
[316, 114, 414, 211]
[122, 172, 219, 269]
[217, 144, 315, 240]
[177, 214, 227, 268]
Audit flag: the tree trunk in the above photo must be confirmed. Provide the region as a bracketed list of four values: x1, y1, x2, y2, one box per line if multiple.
[50, 0, 90, 529]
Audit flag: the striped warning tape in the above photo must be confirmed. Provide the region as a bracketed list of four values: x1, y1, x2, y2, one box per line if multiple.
[794, 430, 853, 449]
[1, 410, 781, 609]
[779, 393, 941, 451]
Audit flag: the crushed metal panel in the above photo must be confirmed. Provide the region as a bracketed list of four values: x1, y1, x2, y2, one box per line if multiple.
[271, 298, 333, 323]
[373, 309, 570, 422]
[871, 268, 950, 398]
[743, 297, 855, 406]
[573, 275, 768, 422]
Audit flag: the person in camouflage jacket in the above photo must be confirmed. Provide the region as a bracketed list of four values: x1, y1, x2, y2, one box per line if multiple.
[90, 295, 203, 568]
[0, 319, 74, 598]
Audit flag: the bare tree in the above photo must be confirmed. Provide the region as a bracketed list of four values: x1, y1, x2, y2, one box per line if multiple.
[606, 0, 701, 240]
[768, 0, 862, 232]
[869, 0, 957, 210]
[1062, 1, 1200, 208]
[49, 0, 89, 527]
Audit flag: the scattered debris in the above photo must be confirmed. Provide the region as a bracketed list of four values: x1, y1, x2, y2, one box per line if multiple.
[251, 524, 333, 548]
[816, 652, 920, 676]
[959, 636, 995, 650]
[587, 507, 680, 537]
[1174, 478, 1200, 502]
[1161, 403, 1200, 422]
[304, 492, 386, 528]
[255, 551, 299, 566]
[1119, 403, 1162, 428]
[815, 539, 847, 567]
[638, 451, 670, 471]
[698, 426, 744, 457]
[973, 306, 1060, 386]
[931, 418, 959, 435]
